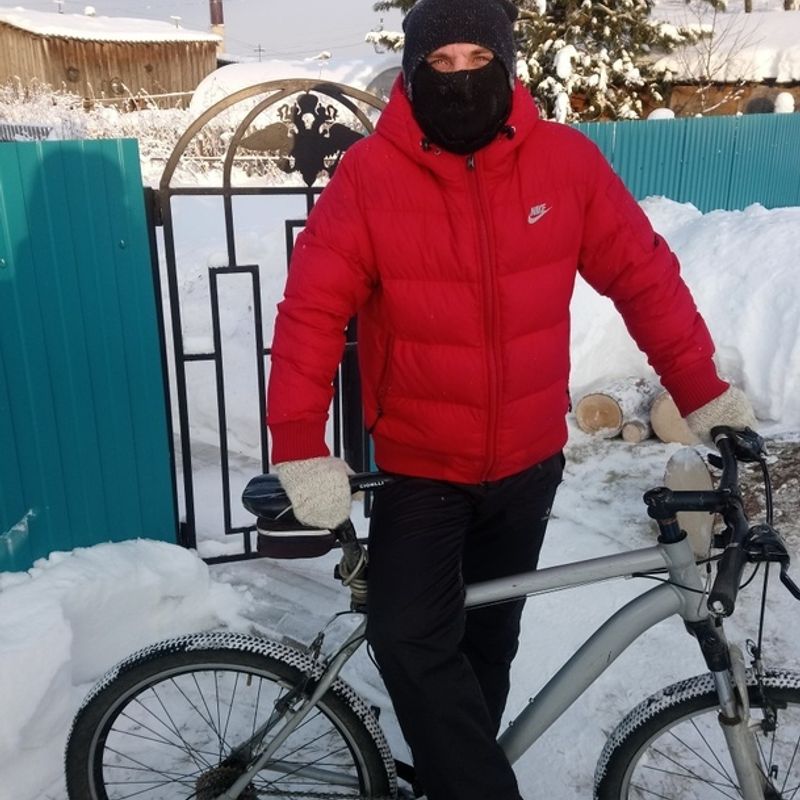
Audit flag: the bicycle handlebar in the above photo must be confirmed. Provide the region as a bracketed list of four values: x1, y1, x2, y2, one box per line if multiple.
[243, 428, 794, 618]
[706, 432, 753, 616]
[643, 426, 775, 618]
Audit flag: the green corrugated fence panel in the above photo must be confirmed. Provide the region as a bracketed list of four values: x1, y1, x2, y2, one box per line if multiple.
[0, 139, 176, 572]
[678, 116, 739, 211]
[574, 113, 800, 213]
[613, 117, 685, 203]
[727, 114, 797, 210]
[575, 120, 616, 164]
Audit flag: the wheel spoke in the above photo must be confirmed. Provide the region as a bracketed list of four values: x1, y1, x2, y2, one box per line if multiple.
[151, 681, 218, 767]
[629, 781, 682, 799]
[780, 723, 800, 796]
[687, 717, 739, 786]
[67, 645, 389, 800]
[259, 732, 358, 791]
[655, 722, 738, 789]
[102, 745, 200, 795]
[110, 723, 221, 761]
[642, 759, 740, 798]
[190, 670, 227, 746]
[604, 677, 800, 800]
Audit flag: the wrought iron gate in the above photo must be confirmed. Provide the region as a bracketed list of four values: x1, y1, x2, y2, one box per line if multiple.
[154, 79, 384, 563]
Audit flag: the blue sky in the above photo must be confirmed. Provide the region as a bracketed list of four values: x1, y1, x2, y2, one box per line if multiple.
[10, 0, 404, 59]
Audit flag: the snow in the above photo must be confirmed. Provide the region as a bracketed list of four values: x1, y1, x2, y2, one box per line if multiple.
[775, 90, 796, 112]
[0, 540, 249, 798]
[0, 5, 221, 43]
[2, 147, 800, 798]
[189, 55, 401, 117]
[554, 44, 577, 80]
[572, 199, 800, 429]
[651, 8, 800, 82]
[647, 106, 676, 119]
[553, 90, 571, 123]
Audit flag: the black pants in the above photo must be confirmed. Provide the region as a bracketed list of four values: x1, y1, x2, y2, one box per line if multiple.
[366, 454, 563, 800]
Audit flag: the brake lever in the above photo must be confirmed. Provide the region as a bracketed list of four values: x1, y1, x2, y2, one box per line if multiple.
[745, 523, 791, 566]
[780, 566, 800, 602]
[743, 524, 800, 602]
[710, 426, 767, 463]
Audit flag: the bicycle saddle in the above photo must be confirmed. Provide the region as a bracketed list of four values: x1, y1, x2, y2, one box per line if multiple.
[241, 473, 317, 531]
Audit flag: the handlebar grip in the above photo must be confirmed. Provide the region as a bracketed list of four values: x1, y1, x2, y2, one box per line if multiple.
[708, 543, 749, 617]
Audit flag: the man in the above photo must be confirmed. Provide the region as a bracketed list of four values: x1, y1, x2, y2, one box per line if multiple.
[267, 0, 755, 797]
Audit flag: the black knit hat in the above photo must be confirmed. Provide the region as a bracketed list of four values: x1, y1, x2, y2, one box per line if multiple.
[402, 0, 518, 92]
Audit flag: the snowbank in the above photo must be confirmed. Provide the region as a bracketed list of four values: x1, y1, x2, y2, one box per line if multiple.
[571, 198, 800, 430]
[0, 540, 249, 799]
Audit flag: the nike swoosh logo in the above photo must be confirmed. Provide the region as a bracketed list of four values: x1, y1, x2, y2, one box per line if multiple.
[528, 206, 551, 224]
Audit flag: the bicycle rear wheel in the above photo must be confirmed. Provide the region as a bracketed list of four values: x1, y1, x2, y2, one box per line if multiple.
[594, 669, 800, 799]
[65, 632, 395, 799]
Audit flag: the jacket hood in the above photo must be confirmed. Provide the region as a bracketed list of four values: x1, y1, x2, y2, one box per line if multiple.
[374, 75, 540, 178]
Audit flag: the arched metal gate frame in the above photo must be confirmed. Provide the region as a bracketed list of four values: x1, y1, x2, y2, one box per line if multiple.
[153, 79, 385, 563]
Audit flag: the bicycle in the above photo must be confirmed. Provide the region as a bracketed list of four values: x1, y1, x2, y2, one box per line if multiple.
[64, 426, 800, 799]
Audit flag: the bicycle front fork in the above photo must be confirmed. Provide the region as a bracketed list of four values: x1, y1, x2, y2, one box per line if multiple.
[713, 644, 778, 800]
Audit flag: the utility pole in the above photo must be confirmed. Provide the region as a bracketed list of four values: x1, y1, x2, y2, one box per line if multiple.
[254, 44, 265, 62]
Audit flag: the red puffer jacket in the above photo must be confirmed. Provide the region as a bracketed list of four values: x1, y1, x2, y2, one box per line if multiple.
[267, 79, 727, 483]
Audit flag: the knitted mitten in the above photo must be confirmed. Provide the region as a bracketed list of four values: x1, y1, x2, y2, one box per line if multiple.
[275, 456, 352, 529]
[685, 386, 757, 446]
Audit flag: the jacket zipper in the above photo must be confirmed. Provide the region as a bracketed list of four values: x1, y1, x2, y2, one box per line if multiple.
[466, 152, 500, 481]
[367, 335, 395, 435]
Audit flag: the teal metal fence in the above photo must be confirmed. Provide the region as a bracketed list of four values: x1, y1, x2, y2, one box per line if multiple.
[575, 113, 800, 212]
[0, 138, 177, 572]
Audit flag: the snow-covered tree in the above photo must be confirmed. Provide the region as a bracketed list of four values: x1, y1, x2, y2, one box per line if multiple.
[370, 0, 702, 121]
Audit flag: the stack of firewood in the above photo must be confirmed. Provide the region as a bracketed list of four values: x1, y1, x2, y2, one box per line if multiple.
[574, 377, 699, 444]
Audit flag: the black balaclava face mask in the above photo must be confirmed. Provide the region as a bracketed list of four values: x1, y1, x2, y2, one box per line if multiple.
[410, 58, 512, 155]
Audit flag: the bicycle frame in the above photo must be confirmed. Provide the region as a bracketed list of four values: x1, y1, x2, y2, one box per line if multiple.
[468, 536, 704, 763]
[220, 532, 769, 800]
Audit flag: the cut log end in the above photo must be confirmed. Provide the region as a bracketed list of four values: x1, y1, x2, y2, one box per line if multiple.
[575, 378, 659, 440]
[622, 420, 651, 444]
[575, 393, 624, 437]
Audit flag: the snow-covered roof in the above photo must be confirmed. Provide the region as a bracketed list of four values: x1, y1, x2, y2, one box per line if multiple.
[190, 55, 401, 115]
[0, 6, 221, 44]
[651, 8, 800, 83]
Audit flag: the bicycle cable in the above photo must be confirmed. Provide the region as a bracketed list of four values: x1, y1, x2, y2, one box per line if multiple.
[756, 562, 771, 658]
[739, 562, 762, 592]
[630, 573, 709, 595]
[631, 560, 759, 597]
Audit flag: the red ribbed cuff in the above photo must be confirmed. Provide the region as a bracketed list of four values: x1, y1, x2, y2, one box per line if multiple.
[661, 360, 729, 417]
[269, 420, 330, 465]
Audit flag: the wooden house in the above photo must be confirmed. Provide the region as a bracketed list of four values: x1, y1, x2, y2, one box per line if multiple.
[650, 9, 800, 116]
[0, 7, 221, 105]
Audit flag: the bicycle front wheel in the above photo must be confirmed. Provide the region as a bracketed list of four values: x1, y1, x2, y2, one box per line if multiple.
[594, 669, 800, 799]
[65, 632, 395, 800]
